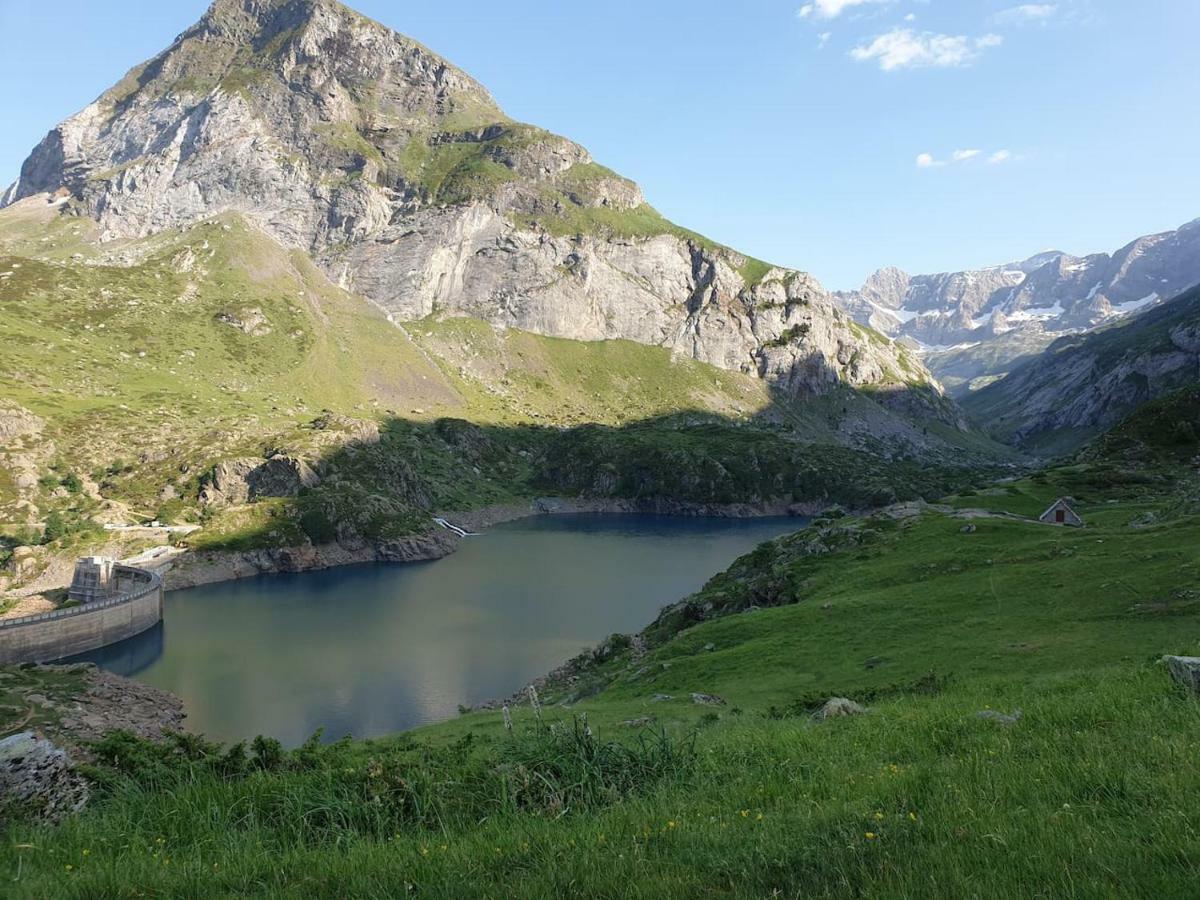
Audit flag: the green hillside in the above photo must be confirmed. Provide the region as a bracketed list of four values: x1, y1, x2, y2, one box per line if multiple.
[4, 410, 1198, 897]
[0, 203, 999, 577]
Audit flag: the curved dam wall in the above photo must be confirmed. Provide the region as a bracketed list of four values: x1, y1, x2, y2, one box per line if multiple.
[0, 565, 164, 665]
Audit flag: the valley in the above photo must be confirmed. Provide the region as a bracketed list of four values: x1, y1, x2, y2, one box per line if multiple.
[0, 1, 1197, 897]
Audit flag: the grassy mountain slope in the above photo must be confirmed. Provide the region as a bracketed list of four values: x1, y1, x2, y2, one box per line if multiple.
[0, 200, 1002, 596]
[963, 285, 1200, 455]
[4, 413, 1198, 897]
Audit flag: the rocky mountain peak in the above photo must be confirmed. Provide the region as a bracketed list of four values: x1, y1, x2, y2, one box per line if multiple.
[1, 0, 943, 414]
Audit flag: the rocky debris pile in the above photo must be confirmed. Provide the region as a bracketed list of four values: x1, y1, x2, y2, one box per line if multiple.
[0, 732, 89, 824]
[691, 692, 726, 706]
[2, 663, 185, 752]
[61, 666, 186, 744]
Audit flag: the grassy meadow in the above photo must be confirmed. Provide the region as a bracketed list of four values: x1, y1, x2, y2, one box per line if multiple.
[3, 440, 1199, 897]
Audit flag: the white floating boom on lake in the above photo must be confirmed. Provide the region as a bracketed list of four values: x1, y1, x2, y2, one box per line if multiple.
[433, 517, 479, 537]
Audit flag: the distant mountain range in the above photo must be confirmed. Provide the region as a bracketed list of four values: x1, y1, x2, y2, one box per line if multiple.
[962, 283, 1200, 455]
[833, 218, 1200, 395]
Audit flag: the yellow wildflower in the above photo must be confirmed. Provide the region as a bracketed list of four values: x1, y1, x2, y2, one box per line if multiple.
[865, 832, 877, 840]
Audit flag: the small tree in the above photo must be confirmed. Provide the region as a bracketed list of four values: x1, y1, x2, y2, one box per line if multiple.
[42, 512, 68, 544]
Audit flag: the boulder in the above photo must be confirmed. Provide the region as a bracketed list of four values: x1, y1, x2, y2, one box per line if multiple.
[0, 732, 89, 824]
[975, 709, 1023, 727]
[691, 692, 726, 706]
[1163, 656, 1200, 693]
[813, 697, 869, 721]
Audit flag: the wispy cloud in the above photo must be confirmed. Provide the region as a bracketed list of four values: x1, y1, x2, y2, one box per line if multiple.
[797, 0, 891, 20]
[917, 148, 1014, 169]
[851, 29, 1003, 71]
[991, 4, 1058, 25]
[817, 31, 833, 49]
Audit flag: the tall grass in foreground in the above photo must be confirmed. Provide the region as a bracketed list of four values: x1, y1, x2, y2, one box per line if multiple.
[4, 665, 1199, 898]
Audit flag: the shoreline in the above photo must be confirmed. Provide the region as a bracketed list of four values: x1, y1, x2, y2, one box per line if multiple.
[160, 495, 818, 592]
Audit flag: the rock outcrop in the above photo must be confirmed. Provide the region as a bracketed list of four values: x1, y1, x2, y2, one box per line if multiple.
[0, 732, 89, 824]
[1, 0, 935, 405]
[200, 455, 320, 505]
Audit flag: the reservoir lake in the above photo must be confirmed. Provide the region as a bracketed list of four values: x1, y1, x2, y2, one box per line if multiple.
[80, 514, 800, 745]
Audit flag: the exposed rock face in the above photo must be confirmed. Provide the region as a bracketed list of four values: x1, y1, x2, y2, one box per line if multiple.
[834, 219, 1200, 392]
[200, 454, 320, 505]
[963, 286, 1200, 451]
[1, 0, 935, 405]
[0, 732, 90, 824]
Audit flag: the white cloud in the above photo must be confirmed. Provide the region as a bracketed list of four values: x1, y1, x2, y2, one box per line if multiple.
[991, 4, 1057, 25]
[798, 0, 890, 20]
[918, 148, 1015, 169]
[850, 29, 1003, 71]
[817, 31, 833, 48]
[904, 12, 916, 21]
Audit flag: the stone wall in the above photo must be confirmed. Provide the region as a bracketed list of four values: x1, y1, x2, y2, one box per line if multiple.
[0, 566, 163, 664]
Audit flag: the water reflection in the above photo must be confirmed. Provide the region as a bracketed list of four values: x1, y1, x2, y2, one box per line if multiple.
[76, 514, 800, 745]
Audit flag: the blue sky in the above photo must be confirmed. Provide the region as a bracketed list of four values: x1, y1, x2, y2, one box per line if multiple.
[0, 0, 1196, 288]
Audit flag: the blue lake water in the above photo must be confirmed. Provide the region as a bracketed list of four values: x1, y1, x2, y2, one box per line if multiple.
[80, 514, 800, 745]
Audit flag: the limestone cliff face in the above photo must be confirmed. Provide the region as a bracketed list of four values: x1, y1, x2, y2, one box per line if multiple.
[3, 0, 933, 401]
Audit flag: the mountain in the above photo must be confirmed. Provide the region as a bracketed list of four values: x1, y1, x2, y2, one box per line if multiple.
[0, 0, 1001, 599]
[833, 218, 1200, 395]
[1, 0, 930, 404]
[961, 284, 1200, 455]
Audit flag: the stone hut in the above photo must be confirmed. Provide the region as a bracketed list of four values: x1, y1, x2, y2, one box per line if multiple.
[68, 556, 115, 604]
[1039, 498, 1083, 528]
